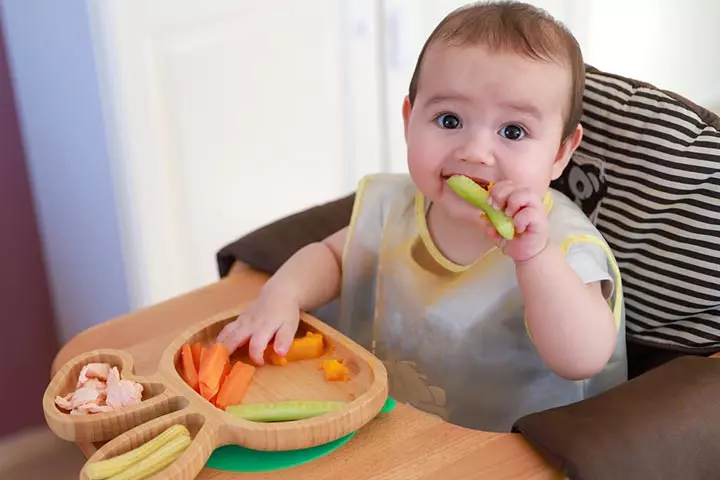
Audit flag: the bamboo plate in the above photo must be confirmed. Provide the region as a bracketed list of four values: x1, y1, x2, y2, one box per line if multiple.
[42, 306, 389, 480]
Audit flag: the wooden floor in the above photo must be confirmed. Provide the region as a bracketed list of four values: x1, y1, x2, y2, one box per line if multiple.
[0, 426, 86, 479]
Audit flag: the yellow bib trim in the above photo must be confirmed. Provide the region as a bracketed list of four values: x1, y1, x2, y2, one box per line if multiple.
[415, 189, 554, 273]
[561, 235, 624, 331]
[342, 175, 371, 267]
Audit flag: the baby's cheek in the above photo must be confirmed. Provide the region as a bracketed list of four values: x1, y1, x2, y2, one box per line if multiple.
[407, 151, 433, 178]
[408, 167, 438, 198]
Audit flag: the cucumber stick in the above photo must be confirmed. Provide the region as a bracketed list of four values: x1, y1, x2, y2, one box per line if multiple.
[225, 400, 347, 422]
[446, 175, 515, 240]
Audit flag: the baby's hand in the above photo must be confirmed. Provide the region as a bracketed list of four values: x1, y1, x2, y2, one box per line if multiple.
[483, 180, 549, 262]
[216, 291, 300, 365]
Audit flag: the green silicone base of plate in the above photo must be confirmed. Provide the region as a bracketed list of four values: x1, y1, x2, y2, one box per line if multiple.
[205, 397, 397, 473]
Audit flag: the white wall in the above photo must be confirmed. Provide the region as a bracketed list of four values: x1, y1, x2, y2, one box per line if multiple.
[1, 0, 131, 343]
[573, 0, 720, 106]
[84, 0, 381, 312]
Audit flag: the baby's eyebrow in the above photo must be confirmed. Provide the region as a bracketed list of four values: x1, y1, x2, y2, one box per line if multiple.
[424, 93, 471, 106]
[498, 101, 543, 121]
[423, 94, 544, 121]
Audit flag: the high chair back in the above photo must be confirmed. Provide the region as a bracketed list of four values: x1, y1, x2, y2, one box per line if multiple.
[550, 65, 720, 355]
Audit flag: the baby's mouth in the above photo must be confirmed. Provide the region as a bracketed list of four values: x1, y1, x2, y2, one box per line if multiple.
[442, 174, 491, 189]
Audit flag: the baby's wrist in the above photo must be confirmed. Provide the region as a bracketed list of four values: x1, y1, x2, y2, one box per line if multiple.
[259, 282, 299, 305]
[513, 241, 559, 273]
[512, 238, 550, 265]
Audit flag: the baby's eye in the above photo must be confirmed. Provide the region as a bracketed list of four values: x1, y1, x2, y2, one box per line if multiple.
[434, 113, 462, 129]
[498, 124, 527, 140]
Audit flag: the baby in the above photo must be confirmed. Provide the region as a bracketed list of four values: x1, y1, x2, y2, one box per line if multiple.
[218, 0, 627, 432]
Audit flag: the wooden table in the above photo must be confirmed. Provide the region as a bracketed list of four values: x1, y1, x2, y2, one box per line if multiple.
[51, 266, 562, 480]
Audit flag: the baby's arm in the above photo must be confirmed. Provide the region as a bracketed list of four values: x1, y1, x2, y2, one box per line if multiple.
[218, 226, 347, 362]
[262, 226, 347, 311]
[516, 243, 617, 381]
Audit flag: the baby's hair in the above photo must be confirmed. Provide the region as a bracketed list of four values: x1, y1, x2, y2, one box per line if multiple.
[408, 1, 585, 141]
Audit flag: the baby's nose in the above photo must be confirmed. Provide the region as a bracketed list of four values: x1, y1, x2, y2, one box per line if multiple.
[458, 132, 495, 165]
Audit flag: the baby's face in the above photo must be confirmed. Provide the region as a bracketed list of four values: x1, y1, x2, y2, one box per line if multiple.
[403, 43, 578, 222]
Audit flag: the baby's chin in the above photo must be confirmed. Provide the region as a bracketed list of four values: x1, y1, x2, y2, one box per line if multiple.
[436, 195, 489, 225]
[451, 208, 488, 226]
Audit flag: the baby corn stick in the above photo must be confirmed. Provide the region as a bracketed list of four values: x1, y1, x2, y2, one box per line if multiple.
[84, 424, 190, 480]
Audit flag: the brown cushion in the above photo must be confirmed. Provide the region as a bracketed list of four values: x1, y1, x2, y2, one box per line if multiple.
[215, 194, 355, 277]
[511, 356, 720, 480]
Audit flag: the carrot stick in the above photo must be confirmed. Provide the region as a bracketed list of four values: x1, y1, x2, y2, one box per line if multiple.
[215, 361, 256, 410]
[266, 332, 325, 366]
[213, 358, 233, 407]
[190, 343, 204, 371]
[179, 344, 199, 391]
[198, 343, 229, 402]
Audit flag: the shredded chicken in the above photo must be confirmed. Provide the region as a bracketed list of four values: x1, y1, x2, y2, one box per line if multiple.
[54, 362, 143, 415]
[78, 363, 110, 386]
[105, 366, 143, 409]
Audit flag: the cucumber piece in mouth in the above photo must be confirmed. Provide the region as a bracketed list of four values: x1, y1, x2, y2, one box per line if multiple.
[446, 174, 515, 240]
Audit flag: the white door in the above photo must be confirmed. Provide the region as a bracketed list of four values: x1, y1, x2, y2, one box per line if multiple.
[90, 0, 383, 309]
[380, 0, 577, 174]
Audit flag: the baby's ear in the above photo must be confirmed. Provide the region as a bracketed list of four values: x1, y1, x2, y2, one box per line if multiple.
[551, 124, 583, 180]
[402, 96, 411, 142]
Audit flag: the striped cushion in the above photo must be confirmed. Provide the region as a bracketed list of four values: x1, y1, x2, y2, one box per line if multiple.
[550, 67, 720, 353]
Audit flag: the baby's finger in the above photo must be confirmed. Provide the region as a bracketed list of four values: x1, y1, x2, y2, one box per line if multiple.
[481, 218, 498, 237]
[488, 181, 514, 211]
[497, 238, 508, 253]
[216, 317, 241, 344]
[220, 322, 253, 355]
[249, 327, 277, 366]
[216, 323, 232, 344]
[218, 313, 251, 348]
[485, 225, 501, 242]
[505, 189, 538, 217]
[274, 319, 299, 356]
[475, 215, 497, 238]
[513, 207, 536, 234]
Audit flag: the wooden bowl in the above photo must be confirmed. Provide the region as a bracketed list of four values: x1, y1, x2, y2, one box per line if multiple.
[44, 306, 388, 479]
[43, 349, 187, 443]
[79, 411, 210, 480]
